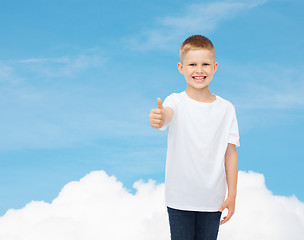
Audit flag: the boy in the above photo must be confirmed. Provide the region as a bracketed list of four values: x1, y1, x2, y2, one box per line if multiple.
[149, 35, 239, 240]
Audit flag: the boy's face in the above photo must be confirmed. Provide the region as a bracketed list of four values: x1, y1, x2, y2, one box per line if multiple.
[178, 49, 218, 91]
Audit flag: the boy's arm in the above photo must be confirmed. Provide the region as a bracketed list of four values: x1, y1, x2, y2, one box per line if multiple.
[219, 143, 238, 225]
[149, 98, 174, 129]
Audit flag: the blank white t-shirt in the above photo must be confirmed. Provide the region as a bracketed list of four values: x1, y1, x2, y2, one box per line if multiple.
[160, 91, 240, 212]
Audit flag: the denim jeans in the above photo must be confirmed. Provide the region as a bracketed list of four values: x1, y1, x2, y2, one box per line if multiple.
[167, 207, 222, 240]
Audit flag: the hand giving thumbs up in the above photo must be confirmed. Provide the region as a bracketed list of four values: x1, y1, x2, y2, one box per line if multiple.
[149, 98, 166, 129]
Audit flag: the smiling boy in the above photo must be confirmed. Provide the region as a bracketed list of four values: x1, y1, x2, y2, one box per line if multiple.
[149, 35, 240, 240]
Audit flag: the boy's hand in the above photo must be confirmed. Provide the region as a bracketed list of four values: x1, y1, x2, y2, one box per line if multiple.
[219, 196, 236, 225]
[149, 98, 166, 129]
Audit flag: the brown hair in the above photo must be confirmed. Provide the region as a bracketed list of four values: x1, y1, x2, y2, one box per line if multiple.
[180, 35, 215, 63]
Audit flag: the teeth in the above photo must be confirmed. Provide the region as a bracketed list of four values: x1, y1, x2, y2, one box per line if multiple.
[193, 76, 206, 79]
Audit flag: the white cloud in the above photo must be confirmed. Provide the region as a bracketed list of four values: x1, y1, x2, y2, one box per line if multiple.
[124, 0, 267, 51]
[0, 170, 303, 240]
[219, 171, 304, 239]
[0, 171, 169, 240]
[10, 52, 107, 79]
[0, 62, 23, 84]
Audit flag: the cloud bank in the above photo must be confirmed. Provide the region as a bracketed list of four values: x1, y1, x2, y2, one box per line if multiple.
[0, 170, 303, 240]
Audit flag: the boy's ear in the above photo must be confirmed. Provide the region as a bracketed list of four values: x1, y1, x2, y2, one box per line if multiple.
[214, 62, 218, 73]
[177, 62, 184, 75]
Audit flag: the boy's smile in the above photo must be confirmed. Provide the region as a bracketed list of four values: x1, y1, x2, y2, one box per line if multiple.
[192, 76, 207, 83]
[178, 49, 218, 92]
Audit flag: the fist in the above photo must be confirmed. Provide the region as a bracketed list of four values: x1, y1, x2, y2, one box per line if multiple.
[149, 98, 166, 129]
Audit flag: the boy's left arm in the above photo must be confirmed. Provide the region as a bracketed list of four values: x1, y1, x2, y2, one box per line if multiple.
[219, 143, 238, 225]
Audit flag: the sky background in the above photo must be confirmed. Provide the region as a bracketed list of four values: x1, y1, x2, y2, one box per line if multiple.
[0, 0, 304, 217]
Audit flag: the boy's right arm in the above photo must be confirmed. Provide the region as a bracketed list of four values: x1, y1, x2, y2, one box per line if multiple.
[149, 98, 174, 129]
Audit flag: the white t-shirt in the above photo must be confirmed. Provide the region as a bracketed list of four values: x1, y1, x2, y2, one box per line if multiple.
[160, 91, 240, 212]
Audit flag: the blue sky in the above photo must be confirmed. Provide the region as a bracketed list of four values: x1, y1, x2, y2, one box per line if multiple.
[0, 0, 303, 215]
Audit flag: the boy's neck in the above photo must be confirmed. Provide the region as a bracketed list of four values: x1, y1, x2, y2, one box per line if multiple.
[185, 85, 216, 103]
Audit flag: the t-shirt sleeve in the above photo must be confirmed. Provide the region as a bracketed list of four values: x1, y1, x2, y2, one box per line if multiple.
[159, 93, 177, 131]
[228, 105, 240, 147]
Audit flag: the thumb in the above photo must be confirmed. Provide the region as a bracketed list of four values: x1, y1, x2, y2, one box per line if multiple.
[157, 98, 164, 109]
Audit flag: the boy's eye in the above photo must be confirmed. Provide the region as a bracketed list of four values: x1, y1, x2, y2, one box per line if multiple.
[189, 63, 210, 66]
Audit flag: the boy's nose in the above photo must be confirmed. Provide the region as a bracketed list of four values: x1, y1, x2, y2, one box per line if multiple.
[196, 67, 204, 73]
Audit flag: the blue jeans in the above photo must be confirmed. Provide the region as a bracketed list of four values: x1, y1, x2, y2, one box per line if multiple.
[167, 207, 221, 240]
